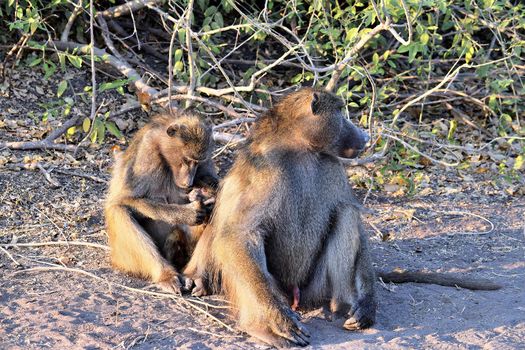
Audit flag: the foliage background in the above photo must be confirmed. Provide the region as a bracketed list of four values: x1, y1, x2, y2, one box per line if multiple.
[0, 0, 524, 194]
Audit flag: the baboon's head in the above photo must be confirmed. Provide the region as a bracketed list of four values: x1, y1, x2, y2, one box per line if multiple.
[159, 112, 213, 189]
[273, 88, 369, 158]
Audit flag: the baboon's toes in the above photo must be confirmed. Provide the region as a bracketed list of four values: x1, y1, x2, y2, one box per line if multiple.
[191, 278, 209, 297]
[248, 327, 309, 348]
[343, 307, 375, 330]
[157, 277, 183, 295]
[181, 275, 194, 292]
[268, 310, 310, 347]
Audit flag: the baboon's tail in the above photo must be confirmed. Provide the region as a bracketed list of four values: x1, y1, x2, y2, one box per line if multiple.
[376, 268, 501, 291]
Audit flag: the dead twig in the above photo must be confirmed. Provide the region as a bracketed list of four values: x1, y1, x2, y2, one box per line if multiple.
[0, 246, 22, 266]
[0, 114, 80, 151]
[52, 168, 107, 184]
[35, 163, 61, 188]
[1, 241, 109, 250]
[61, 0, 84, 43]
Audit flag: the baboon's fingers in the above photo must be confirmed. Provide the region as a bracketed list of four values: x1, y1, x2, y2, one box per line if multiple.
[203, 197, 215, 206]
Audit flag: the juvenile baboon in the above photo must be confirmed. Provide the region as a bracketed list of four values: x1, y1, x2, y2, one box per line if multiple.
[184, 88, 374, 347]
[105, 112, 218, 294]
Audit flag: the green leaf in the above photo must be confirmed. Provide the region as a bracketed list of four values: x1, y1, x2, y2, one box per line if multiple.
[372, 52, 379, 65]
[174, 61, 184, 72]
[82, 117, 91, 133]
[106, 121, 124, 139]
[447, 119, 457, 140]
[174, 48, 183, 62]
[90, 129, 98, 143]
[96, 120, 106, 144]
[204, 6, 217, 17]
[420, 32, 430, 45]
[514, 155, 524, 170]
[214, 12, 224, 28]
[67, 55, 83, 68]
[28, 57, 42, 67]
[99, 79, 130, 92]
[57, 80, 67, 97]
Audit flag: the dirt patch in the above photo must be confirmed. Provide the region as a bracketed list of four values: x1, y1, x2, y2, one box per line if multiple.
[1, 166, 523, 349]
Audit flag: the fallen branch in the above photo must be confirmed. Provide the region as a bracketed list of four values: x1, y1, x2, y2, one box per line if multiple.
[0, 114, 80, 151]
[98, 0, 163, 19]
[1, 241, 109, 250]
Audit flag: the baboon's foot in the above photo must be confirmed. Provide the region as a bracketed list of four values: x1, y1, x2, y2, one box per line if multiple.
[190, 277, 209, 297]
[157, 272, 192, 295]
[343, 299, 376, 331]
[245, 307, 311, 347]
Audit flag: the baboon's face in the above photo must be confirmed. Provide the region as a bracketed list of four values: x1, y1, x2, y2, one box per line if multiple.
[165, 122, 212, 189]
[338, 118, 370, 158]
[307, 91, 369, 158]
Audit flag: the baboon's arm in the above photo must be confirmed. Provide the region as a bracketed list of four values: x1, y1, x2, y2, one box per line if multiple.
[120, 197, 201, 225]
[377, 269, 501, 291]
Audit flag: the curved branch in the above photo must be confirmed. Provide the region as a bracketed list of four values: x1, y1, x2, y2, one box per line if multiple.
[98, 0, 162, 18]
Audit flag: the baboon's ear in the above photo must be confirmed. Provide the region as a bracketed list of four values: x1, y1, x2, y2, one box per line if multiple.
[311, 92, 321, 115]
[166, 124, 180, 137]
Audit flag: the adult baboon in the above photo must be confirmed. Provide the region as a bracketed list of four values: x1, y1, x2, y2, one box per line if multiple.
[106, 112, 218, 294]
[184, 88, 373, 347]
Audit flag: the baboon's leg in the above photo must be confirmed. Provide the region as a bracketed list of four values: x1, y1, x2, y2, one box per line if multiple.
[106, 205, 187, 294]
[164, 226, 190, 270]
[215, 233, 310, 347]
[183, 225, 213, 296]
[301, 206, 376, 330]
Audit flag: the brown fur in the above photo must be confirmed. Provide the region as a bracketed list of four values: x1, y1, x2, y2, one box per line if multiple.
[184, 88, 373, 347]
[105, 111, 218, 294]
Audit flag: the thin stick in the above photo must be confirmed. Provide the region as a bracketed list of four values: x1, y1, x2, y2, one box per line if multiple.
[439, 211, 495, 236]
[1, 241, 110, 250]
[383, 132, 459, 167]
[35, 163, 61, 188]
[0, 246, 22, 266]
[185, 0, 196, 109]
[52, 168, 107, 184]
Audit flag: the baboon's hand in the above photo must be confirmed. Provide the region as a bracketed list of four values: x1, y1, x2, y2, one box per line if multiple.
[183, 201, 207, 225]
[188, 189, 214, 222]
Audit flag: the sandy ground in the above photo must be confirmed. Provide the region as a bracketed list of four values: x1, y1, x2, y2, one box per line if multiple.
[1, 66, 524, 349]
[0, 166, 523, 349]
